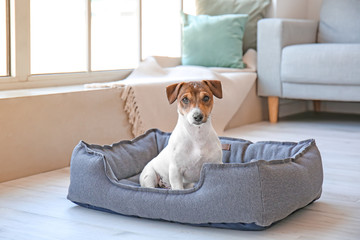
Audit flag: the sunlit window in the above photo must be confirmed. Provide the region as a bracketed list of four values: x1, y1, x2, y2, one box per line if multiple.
[141, 0, 181, 59]
[1, 0, 190, 89]
[91, 0, 139, 71]
[30, 0, 87, 74]
[0, 0, 7, 76]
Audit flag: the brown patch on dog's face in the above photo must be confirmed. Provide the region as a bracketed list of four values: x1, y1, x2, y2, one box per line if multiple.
[177, 82, 214, 125]
[166, 80, 222, 125]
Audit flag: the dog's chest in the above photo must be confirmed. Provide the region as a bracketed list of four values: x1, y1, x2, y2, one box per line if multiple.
[176, 137, 221, 182]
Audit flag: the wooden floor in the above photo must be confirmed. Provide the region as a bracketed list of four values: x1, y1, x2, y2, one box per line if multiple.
[1, 112, 359, 239]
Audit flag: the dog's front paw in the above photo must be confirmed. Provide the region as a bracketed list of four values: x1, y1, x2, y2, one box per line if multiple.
[158, 177, 171, 189]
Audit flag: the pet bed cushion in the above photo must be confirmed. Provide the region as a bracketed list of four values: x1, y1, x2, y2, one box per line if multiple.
[67, 129, 323, 230]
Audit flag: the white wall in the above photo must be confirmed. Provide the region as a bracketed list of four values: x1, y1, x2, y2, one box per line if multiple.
[307, 0, 323, 20]
[269, 0, 323, 20]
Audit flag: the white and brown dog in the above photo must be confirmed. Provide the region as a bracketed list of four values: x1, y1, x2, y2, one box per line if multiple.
[139, 80, 223, 190]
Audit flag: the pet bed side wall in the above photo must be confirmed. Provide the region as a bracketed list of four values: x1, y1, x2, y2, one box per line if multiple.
[67, 142, 112, 207]
[258, 142, 323, 226]
[197, 163, 264, 225]
[97, 130, 162, 181]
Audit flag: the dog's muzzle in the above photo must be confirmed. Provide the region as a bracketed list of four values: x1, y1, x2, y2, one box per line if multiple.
[193, 112, 204, 124]
[187, 108, 207, 125]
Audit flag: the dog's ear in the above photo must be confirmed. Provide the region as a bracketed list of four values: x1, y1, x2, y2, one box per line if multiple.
[203, 80, 222, 99]
[166, 82, 184, 104]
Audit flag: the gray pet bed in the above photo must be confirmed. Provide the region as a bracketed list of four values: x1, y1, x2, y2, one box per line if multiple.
[67, 129, 323, 230]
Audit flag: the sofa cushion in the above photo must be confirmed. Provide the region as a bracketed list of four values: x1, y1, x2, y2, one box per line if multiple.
[282, 83, 360, 102]
[281, 44, 360, 85]
[196, 0, 270, 52]
[318, 0, 360, 43]
[182, 13, 248, 68]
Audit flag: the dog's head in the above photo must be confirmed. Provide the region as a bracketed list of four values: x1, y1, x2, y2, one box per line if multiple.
[166, 80, 222, 125]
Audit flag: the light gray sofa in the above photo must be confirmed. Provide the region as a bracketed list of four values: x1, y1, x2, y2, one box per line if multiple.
[257, 0, 360, 123]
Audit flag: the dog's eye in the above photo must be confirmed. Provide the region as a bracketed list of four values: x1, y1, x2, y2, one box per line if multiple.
[182, 97, 189, 104]
[203, 96, 210, 102]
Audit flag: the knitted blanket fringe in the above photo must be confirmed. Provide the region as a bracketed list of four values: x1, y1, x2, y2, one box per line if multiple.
[121, 86, 145, 137]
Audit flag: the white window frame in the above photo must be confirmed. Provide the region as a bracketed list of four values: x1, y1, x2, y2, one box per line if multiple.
[0, 0, 10, 77]
[0, 0, 185, 91]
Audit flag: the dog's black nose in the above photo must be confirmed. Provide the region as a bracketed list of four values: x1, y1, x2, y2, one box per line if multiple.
[193, 113, 204, 123]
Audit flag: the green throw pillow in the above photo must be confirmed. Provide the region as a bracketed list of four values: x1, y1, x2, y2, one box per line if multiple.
[196, 0, 271, 52]
[182, 13, 248, 68]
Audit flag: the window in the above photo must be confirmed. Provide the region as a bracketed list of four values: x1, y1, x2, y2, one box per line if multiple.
[1, 0, 192, 91]
[0, 0, 8, 76]
[141, 0, 181, 59]
[91, 0, 140, 71]
[31, 0, 88, 74]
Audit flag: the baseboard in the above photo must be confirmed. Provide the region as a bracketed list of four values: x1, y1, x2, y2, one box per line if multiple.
[279, 99, 308, 118]
[279, 99, 360, 118]
[314, 101, 360, 115]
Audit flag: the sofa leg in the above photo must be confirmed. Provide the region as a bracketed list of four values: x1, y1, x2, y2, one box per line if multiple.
[268, 96, 279, 123]
[313, 100, 321, 112]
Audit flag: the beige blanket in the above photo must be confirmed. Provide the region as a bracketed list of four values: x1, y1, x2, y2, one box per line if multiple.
[86, 50, 257, 137]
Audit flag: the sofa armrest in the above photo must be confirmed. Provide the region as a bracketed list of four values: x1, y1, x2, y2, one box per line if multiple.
[257, 18, 318, 97]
